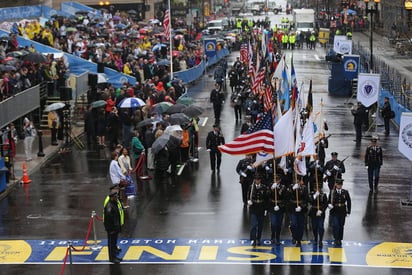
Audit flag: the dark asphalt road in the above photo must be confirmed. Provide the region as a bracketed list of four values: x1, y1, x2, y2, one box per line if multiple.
[1, 36, 412, 274]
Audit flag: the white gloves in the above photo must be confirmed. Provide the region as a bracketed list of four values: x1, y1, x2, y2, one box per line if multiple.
[206, 149, 211, 152]
[264, 210, 267, 216]
[271, 183, 278, 190]
[326, 170, 331, 176]
[365, 166, 368, 169]
[292, 183, 299, 190]
[320, 140, 325, 145]
[247, 200, 253, 206]
[328, 204, 334, 209]
[265, 166, 270, 171]
[313, 191, 320, 199]
[274, 205, 280, 211]
[240, 171, 247, 177]
[247, 165, 253, 170]
[316, 210, 322, 216]
[346, 214, 350, 218]
[295, 206, 302, 212]
[283, 168, 288, 174]
[333, 165, 340, 171]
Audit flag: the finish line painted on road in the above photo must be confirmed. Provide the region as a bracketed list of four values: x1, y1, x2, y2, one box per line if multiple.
[0, 239, 411, 268]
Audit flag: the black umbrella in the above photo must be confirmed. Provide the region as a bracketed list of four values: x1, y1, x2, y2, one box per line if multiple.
[183, 105, 204, 118]
[168, 113, 190, 125]
[165, 103, 187, 114]
[137, 118, 155, 128]
[75, 10, 89, 16]
[152, 134, 171, 155]
[22, 52, 48, 63]
[127, 9, 137, 15]
[0, 64, 17, 71]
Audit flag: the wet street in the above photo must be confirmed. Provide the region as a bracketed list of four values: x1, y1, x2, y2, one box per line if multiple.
[1, 36, 412, 274]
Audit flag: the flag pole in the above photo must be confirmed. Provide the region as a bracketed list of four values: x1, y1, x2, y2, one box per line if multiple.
[167, 0, 173, 80]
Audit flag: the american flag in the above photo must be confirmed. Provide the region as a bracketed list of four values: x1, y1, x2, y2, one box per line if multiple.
[163, 9, 170, 40]
[263, 83, 273, 112]
[219, 112, 274, 155]
[240, 43, 248, 63]
[252, 66, 265, 95]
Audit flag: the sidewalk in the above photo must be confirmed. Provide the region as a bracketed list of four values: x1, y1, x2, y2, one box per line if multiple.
[0, 124, 84, 200]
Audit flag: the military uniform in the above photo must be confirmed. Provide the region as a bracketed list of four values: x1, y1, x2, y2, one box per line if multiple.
[327, 179, 351, 246]
[309, 187, 328, 247]
[236, 155, 255, 207]
[206, 125, 225, 172]
[247, 176, 270, 247]
[324, 152, 346, 191]
[268, 180, 287, 245]
[286, 181, 309, 246]
[365, 136, 383, 192]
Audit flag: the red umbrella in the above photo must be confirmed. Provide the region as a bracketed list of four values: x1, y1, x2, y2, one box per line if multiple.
[139, 29, 147, 34]
[172, 50, 179, 57]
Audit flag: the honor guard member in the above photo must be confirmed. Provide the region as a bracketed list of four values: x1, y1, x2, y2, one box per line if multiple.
[309, 183, 328, 247]
[206, 124, 225, 173]
[307, 155, 325, 192]
[365, 135, 383, 193]
[236, 154, 256, 208]
[247, 174, 270, 247]
[269, 178, 287, 245]
[324, 152, 346, 191]
[327, 178, 351, 246]
[287, 179, 309, 246]
[210, 83, 225, 124]
[315, 132, 329, 165]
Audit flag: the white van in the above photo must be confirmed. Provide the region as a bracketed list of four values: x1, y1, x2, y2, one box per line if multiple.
[206, 19, 229, 33]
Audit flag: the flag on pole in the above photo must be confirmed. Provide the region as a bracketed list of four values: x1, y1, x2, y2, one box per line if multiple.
[274, 108, 294, 157]
[280, 65, 290, 111]
[357, 73, 380, 107]
[163, 9, 170, 40]
[219, 112, 274, 155]
[252, 66, 265, 95]
[307, 79, 313, 114]
[263, 83, 273, 112]
[240, 43, 248, 63]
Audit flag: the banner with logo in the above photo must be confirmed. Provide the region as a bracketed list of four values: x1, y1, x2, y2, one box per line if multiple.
[398, 112, 412, 161]
[204, 38, 217, 57]
[343, 55, 359, 80]
[333, 35, 352, 54]
[357, 73, 380, 107]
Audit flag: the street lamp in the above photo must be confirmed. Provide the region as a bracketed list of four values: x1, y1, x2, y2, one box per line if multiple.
[364, 0, 380, 72]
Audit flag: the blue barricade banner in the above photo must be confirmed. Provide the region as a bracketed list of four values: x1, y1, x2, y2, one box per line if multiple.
[343, 55, 359, 80]
[0, 6, 41, 22]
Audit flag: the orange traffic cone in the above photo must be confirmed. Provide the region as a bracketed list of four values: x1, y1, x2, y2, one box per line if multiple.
[21, 162, 32, 184]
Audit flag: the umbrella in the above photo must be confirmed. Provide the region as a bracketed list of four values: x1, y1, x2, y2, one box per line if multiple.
[151, 101, 173, 114]
[176, 96, 194, 106]
[91, 100, 107, 109]
[7, 50, 29, 58]
[172, 50, 180, 57]
[0, 64, 17, 71]
[149, 19, 160, 24]
[165, 103, 187, 114]
[157, 59, 170, 66]
[183, 105, 204, 118]
[152, 43, 167, 52]
[22, 52, 48, 63]
[136, 118, 155, 128]
[118, 97, 146, 108]
[169, 113, 190, 125]
[44, 102, 65, 112]
[165, 125, 183, 139]
[66, 27, 78, 32]
[127, 9, 137, 15]
[75, 11, 89, 16]
[112, 15, 121, 21]
[152, 134, 171, 154]
[1, 56, 19, 65]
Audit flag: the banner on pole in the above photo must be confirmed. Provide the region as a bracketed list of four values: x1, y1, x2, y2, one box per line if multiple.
[204, 38, 217, 57]
[357, 73, 380, 107]
[333, 35, 352, 54]
[343, 55, 359, 80]
[398, 112, 412, 161]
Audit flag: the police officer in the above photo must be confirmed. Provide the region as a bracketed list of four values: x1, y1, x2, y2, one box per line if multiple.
[381, 96, 392, 136]
[210, 83, 225, 124]
[365, 135, 383, 193]
[236, 154, 256, 208]
[324, 152, 346, 191]
[309, 183, 328, 247]
[268, 178, 287, 245]
[247, 174, 270, 247]
[104, 188, 124, 263]
[327, 178, 351, 247]
[206, 124, 225, 173]
[287, 179, 309, 246]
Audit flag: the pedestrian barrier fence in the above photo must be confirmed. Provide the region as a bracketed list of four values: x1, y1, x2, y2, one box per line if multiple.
[59, 211, 103, 275]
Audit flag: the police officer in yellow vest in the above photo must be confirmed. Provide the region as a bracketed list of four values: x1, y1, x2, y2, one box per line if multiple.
[309, 32, 317, 49]
[282, 32, 289, 50]
[289, 32, 296, 50]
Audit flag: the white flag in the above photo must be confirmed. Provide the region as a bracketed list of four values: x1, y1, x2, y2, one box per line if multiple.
[357, 73, 380, 107]
[254, 152, 273, 166]
[398, 112, 412, 161]
[299, 114, 316, 156]
[274, 108, 295, 157]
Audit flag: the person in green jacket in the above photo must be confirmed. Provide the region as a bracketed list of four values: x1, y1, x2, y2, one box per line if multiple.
[131, 130, 145, 167]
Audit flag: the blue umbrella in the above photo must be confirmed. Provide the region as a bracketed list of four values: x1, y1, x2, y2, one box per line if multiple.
[157, 59, 170, 66]
[152, 43, 167, 52]
[342, 9, 356, 15]
[118, 97, 146, 108]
